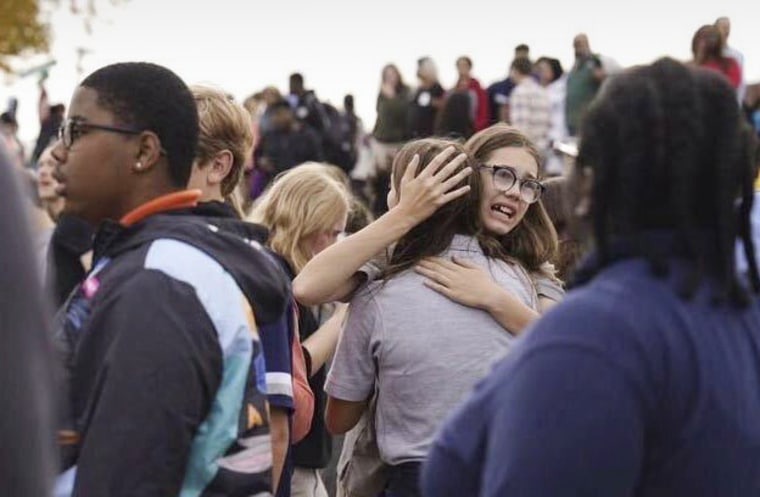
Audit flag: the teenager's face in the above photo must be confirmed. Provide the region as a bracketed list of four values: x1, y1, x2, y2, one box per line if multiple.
[304, 214, 348, 260]
[51, 86, 137, 225]
[478, 146, 538, 236]
[36, 147, 60, 201]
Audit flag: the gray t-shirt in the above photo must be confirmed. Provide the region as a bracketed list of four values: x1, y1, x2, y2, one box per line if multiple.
[325, 235, 537, 465]
[358, 249, 563, 303]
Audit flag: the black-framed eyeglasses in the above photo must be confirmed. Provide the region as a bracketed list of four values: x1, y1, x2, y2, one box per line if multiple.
[57, 118, 142, 149]
[479, 164, 545, 204]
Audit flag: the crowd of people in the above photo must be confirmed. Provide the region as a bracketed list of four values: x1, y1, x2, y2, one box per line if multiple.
[153, 20, 756, 221]
[1, 16, 760, 497]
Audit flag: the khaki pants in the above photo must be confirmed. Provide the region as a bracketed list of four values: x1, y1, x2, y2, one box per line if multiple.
[291, 467, 328, 497]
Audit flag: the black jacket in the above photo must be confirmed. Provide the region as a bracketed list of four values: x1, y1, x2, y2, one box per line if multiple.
[188, 201, 269, 242]
[55, 210, 290, 497]
[48, 213, 93, 307]
[254, 126, 325, 176]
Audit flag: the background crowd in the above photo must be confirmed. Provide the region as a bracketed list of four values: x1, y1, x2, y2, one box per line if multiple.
[1, 14, 759, 497]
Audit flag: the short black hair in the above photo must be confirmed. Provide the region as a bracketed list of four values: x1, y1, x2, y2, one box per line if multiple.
[289, 73, 304, 86]
[576, 57, 759, 305]
[0, 112, 17, 126]
[50, 104, 65, 116]
[80, 62, 199, 188]
[511, 57, 533, 76]
[515, 43, 530, 53]
[537, 56, 564, 82]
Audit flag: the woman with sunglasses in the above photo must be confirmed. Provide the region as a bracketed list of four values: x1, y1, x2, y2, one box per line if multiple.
[294, 123, 561, 336]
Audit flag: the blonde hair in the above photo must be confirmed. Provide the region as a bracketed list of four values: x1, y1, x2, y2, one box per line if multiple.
[249, 164, 352, 273]
[191, 85, 254, 197]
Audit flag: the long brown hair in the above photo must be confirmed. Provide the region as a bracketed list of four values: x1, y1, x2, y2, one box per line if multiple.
[465, 124, 559, 277]
[381, 64, 408, 95]
[383, 138, 478, 279]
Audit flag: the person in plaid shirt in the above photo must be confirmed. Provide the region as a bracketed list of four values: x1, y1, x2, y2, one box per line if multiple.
[508, 57, 551, 157]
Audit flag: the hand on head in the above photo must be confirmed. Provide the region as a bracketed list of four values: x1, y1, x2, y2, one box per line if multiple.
[392, 146, 472, 225]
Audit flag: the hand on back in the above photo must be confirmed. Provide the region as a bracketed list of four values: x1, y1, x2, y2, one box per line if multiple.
[415, 256, 499, 310]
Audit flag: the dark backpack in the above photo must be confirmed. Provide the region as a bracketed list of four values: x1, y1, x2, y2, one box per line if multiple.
[295, 93, 357, 173]
[318, 102, 358, 173]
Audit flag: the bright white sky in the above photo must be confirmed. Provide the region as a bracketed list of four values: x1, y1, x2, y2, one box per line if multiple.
[3, 0, 759, 147]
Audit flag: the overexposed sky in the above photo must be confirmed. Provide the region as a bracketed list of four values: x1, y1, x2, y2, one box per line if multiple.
[3, 0, 759, 146]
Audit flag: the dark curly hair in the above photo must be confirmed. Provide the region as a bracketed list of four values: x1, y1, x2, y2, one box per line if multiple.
[575, 57, 759, 306]
[81, 62, 199, 188]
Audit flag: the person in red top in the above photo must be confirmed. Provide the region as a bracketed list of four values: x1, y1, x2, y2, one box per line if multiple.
[454, 56, 490, 131]
[691, 24, 742, 89]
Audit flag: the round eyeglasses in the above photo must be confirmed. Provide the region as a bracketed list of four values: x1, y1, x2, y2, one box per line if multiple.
[479, 165, 545, 204]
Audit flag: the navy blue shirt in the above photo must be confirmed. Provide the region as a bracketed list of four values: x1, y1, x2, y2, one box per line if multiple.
[422, 257, 760, 497]
[486, 78, 515, 125]
[736, 190, 760, 277]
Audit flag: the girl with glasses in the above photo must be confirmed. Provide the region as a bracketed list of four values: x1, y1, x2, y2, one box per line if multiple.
[294, 123, 561, 336]
[318, 129, 559, 497]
